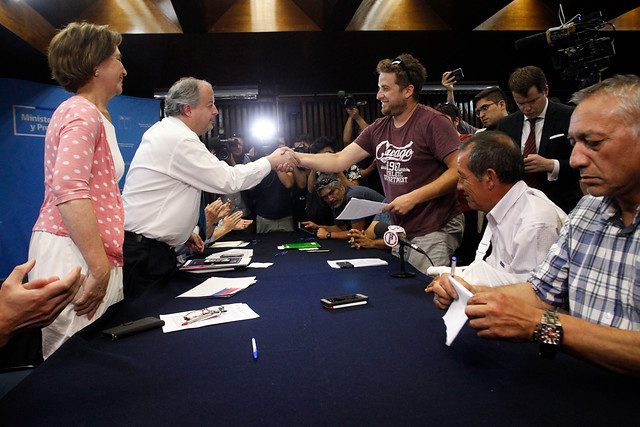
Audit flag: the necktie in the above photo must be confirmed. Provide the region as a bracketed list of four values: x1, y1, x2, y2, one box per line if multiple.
[523, 117, 538, 187]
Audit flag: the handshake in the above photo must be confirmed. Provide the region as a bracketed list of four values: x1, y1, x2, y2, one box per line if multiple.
[266, 147, 301, 172]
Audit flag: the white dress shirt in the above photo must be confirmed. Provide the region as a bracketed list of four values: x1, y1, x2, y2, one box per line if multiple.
[519, 98, 560, 180]
[123, 116, 270, 246]
[478, 180, 567, 275]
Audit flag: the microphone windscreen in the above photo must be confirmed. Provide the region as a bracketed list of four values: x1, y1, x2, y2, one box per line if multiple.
[373, 221, 390, 239]
[514, 31, 548, 51]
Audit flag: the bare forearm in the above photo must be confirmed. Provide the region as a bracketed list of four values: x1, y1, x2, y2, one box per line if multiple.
[355, 116, 368, 131]
[560, 315, 640, 376]
[292, 168, 308, 189]
[277, 171, 295, 189]
[476, 282, 545, 305]
[57, 199, 110, 274]
[408, 167, 459, 205]
[297, 152, 350, 173]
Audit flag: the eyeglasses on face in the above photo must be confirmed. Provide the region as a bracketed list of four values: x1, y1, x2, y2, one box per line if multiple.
[475, 102, 498, 116]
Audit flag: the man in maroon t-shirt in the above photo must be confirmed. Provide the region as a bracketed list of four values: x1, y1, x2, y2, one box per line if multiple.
[295, 54, 463, 273]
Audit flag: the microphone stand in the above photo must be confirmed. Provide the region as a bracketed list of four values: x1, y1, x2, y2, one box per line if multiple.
[391, 244, 416, 278]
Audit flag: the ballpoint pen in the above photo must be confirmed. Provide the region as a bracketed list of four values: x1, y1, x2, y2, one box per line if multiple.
[252, 337, 259, 360]
[450, 256, 457, 277]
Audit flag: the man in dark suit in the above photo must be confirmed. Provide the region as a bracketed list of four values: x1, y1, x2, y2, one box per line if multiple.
[498, 66, 582, 214]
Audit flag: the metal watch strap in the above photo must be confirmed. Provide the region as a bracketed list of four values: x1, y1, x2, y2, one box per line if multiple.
[534, 309, 563, 359]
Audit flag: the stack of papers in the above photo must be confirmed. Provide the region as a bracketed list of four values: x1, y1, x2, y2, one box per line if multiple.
[160, 303, 260, 333]
[177, 276, 257, 298]
[179, 249, 254, 274]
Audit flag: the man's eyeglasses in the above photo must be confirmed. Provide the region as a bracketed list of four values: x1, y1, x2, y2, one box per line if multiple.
[182, 305, 227, 325]
[391, 57, 417, 89]
[475, 102, 498, 116]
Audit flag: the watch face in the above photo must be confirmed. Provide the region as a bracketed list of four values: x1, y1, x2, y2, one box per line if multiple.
[540, 324, 562, 345]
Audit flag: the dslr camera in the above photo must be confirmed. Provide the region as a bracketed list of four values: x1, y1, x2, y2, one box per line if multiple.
[210, 137, 239, 162]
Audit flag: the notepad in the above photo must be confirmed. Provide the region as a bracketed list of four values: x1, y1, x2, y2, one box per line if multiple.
[277, 241, 321, 250]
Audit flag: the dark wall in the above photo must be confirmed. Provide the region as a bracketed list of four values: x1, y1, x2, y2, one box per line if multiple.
[2, 25, 638, 101]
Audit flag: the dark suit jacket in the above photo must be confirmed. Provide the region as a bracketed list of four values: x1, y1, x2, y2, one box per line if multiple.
[498, 101, 582, 214]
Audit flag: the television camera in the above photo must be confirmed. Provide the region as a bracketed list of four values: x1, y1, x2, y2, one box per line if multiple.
[515, 9, 615, 88]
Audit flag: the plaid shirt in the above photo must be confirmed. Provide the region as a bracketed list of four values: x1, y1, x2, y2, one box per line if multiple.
[530, 195, 640, 330]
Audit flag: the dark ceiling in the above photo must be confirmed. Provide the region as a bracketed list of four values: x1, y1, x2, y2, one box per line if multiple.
[1, 0, 639, 100]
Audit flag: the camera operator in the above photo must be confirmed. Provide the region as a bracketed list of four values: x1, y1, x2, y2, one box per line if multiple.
[250, 136, 297, 233]
[208, 133, 255, 235]
[291, 135, 313, 226]
[341, 100, 384, 196]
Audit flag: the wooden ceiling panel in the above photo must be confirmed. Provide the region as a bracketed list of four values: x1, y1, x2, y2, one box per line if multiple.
[0, 0, 56, 53]
[211, 0, 320, 33]
[80, 0, 181, 33]
[610, 7, 640, 31]
[476, 0, 558, 31]
[347, 0, 450, 31]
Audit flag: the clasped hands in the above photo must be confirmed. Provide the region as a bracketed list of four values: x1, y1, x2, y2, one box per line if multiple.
[426, 274, 540, 342]
[347, 228, 375, 249]
[271, 147, 299, 172]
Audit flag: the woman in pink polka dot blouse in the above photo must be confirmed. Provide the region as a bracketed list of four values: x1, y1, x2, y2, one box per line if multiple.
[28, 22, 128, 358]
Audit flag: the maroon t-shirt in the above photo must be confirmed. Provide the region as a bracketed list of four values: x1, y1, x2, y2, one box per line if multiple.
[355, 104, 461, 239]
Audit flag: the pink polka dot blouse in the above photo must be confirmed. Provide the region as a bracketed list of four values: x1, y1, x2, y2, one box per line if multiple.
[33, 96, 124, 266]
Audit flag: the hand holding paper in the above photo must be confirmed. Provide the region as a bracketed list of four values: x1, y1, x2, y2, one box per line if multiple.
[442, 276, 474, 346]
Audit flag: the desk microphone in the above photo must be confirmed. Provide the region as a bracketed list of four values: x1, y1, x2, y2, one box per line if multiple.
[374, 222, 434, 267]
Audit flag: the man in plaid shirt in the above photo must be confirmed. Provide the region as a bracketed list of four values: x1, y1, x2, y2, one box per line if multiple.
[430, 74, 640, 376]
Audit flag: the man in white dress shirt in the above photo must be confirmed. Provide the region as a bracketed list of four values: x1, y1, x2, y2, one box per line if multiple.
[122, 77, 295, 297]
[427, 130, 566, 289]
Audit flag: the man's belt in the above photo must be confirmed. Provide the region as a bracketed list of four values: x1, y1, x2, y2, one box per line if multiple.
[124, 231, 171, 249]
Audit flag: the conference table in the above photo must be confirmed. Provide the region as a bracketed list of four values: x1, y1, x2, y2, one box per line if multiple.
[1, 232, 637, 426]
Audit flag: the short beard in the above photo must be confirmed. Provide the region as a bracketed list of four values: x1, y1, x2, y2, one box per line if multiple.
[381, 99, 407, 117]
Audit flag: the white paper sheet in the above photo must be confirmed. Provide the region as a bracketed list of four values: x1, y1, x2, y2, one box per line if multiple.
[177, 276, 257, 298]
[335, 197, 388, 220]
[160, 303, 259, 333]
[442, 276, 474, 346]
[208, 240, 250, 248]
[327, 258, 388, 269]
[247, 262, 273, 268]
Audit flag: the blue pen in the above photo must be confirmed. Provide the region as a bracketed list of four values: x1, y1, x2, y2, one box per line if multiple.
[451, 256, 457, 277]
[252, 337, 258, 360]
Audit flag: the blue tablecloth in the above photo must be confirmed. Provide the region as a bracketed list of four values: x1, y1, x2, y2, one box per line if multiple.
[0, 232, 636, 426]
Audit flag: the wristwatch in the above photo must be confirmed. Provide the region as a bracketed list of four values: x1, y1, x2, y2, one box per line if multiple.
[534, 309, 563, 358]
[326, 231, 332, 239]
